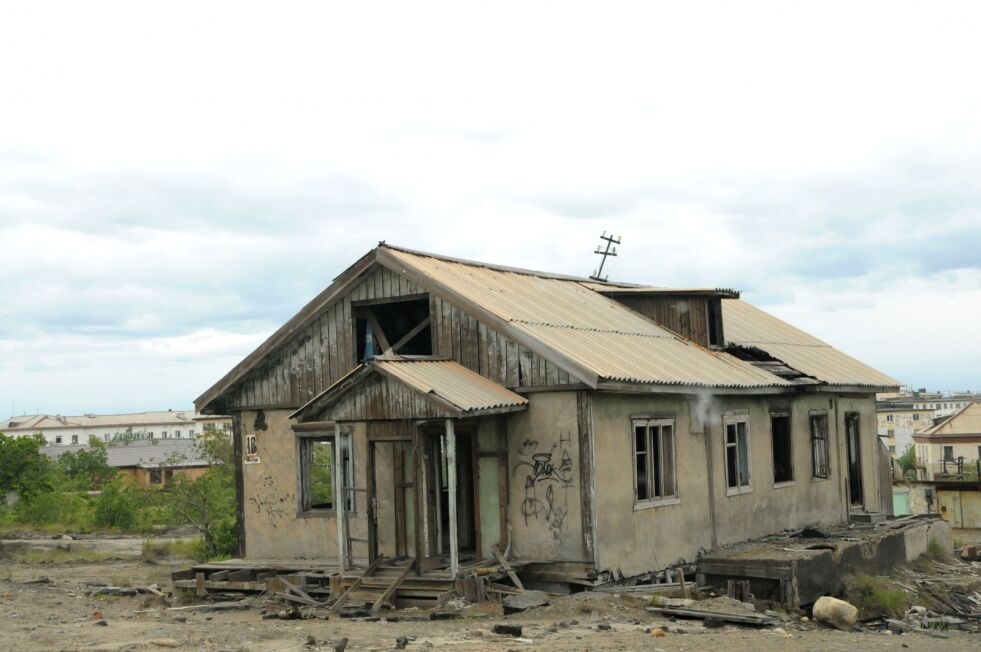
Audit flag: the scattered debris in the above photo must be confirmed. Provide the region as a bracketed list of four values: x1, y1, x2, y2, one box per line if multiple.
[492, 624, 523, 637]
[21, 577, 51, 585]
[502, 590, 550, 614]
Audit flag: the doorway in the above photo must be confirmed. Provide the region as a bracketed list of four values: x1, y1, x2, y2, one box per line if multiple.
[845, 413, 864, 506]
[418, 422, 478, 570]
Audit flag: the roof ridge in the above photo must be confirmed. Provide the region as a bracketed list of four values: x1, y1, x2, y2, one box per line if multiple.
[510, 319, 675, 338]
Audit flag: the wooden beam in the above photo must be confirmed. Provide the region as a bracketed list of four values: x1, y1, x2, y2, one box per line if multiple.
[362, 310, 392, 352]
[492, 545, 524, 591]
[384, 316, 431, 355]
[370, 561, 414, 615]
[446, 418, 459, 579]
[334, 423, 347, 572]
[329, 556, 385, 613]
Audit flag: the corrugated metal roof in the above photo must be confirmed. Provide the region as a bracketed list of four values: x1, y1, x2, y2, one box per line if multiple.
[385, 247, 792, 389]
[40, 439, 210, 468]
[373, 359, 529, 413]
[921, 402, 981, 436]
[722, 300, 900, 388]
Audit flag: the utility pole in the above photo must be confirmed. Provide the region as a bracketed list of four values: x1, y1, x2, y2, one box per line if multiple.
[589, 232, 621, 282]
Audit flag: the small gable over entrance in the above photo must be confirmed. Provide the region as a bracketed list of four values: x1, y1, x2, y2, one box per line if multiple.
[291, 358, 529, 423]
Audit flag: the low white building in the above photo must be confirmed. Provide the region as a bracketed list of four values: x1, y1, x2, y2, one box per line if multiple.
[0, 411, 230, 446]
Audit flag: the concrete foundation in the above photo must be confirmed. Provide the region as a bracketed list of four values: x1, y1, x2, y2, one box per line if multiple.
[696, 516, 952, 608]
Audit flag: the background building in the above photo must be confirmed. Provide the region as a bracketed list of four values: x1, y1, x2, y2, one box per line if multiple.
[911, 401, 981, 480]
[0, 410, 230, 446]
[877, 389, 980, 456]
[39, 439, 210, 488]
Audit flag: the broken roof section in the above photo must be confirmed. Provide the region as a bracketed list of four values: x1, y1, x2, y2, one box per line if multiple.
[722, 300, 899, 388]
[292, 358, 529, 422]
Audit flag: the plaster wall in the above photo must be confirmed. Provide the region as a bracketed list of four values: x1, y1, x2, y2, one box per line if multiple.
[590, 394, 713, 575]
[506, 391, 586, 562]
[239, 408, 369, 561]
[591, 392, 879, 576]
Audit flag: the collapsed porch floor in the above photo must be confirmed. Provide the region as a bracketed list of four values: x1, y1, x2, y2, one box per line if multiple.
[695, 515, 952, 609]
[171, 556, 526, 610]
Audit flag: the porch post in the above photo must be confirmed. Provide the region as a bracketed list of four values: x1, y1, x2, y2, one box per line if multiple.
[334, 423, 347, 572]
[445, 418, 460, 578]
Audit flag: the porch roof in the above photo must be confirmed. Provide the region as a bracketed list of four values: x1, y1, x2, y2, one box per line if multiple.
[291, 358, 529, 422]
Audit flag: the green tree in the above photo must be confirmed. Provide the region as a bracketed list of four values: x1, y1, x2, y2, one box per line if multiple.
[159, 429, 237, 559]
[0, 433, 53, 497]
[897, 444, 916, 474]
[57, 439, 116, 490]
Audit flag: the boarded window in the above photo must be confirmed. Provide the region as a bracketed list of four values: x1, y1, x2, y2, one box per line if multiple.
[771, 414, 792, 484]
[633, 419, 676, 502]
[725, 417, 751, 490]
[810, 414, 830, 479]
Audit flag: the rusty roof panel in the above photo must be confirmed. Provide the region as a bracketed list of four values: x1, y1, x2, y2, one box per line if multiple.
[373, 359, 529, 413]
[723, 300, 900, 388]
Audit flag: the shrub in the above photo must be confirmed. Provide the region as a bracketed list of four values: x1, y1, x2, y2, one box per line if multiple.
[93, 481, 137, 530]
[14, 491, 91, 528]
[847, 575, 908, 618]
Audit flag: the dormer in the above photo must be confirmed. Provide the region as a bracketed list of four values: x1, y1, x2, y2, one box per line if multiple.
[596, 287, 739, 349]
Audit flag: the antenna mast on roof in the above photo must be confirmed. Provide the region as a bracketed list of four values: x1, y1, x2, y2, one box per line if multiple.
[589, 232, 620, 282]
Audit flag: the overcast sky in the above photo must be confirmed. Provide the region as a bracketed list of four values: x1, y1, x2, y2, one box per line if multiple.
[2, 2, 980, 416]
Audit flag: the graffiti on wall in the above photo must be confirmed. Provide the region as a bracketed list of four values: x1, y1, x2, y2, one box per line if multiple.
[514, 432, 574, 539]
[248, 473, 295, 528]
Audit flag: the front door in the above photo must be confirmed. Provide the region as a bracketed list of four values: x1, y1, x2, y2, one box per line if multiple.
[368, 438, 414, 561]
[845, 413, 864, 506]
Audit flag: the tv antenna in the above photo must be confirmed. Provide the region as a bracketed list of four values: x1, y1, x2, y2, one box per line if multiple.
[589, 232, 620, 282]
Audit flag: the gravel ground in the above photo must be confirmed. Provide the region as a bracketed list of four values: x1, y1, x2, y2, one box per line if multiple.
[1, 555, 978, 651]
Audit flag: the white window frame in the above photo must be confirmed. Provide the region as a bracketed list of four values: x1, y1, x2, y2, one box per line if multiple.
[723, 414, 752, 495]
[631, 417, 679, 509]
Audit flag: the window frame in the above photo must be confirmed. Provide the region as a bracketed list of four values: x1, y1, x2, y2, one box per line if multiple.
[769, 412, 794, 487]
[723, 413, 752, 495]
[631, 417, 679, 508]
[810, 412, 831, 480]
[296, 429, 355, 518]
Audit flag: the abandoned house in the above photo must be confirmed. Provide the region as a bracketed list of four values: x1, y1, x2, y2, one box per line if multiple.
[194, 244, 900, 590]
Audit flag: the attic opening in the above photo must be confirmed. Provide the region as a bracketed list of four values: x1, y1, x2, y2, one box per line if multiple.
[726, 344, 817, 385]
[353, 296, 432, 362]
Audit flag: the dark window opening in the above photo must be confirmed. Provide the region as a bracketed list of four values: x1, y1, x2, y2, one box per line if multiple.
[354, 298, 432, 362]
[943, 445, 954, 460]
[149, 467, 162, 484]
[771, 414, 793, 483]
[707, 298, 723, 347]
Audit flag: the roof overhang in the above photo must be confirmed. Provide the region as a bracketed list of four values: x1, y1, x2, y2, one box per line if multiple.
[291, 358, 529, 423]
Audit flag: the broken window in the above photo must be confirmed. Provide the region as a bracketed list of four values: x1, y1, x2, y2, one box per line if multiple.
[771, 413, 793, 484]
[810, 414, 830, 479]
[633, 419, 676, 502]
[353, 297, 431, 362]
[724, 416, 751, 492]
[298, 431, 355, 514]
[149, 467, 162, 484]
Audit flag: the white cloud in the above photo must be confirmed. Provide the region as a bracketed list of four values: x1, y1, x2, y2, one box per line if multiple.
[1, 1, 980, 413]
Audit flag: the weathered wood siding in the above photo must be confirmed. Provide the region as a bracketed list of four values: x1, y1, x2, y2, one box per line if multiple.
[613, 295, 711, 347]
[221, 264, 581, 411]
[320, 374, 453, 422]
[224, 266, 423, 410]
[429, 295, 576, 389]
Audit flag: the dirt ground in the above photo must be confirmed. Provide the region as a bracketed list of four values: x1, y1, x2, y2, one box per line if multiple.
[1, 547, 978, 651]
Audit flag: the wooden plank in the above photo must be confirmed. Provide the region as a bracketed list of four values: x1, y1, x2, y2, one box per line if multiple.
[329, 556, 385, 613]
[647, 606, 772, 625]
[577, 391, 595, 561]
[697, 562, 792, 580]
[492, 545, 524, 591]
[370, 561, 414, 615]
[446, 419, 459, 579]
[278, 575, 321, 605]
